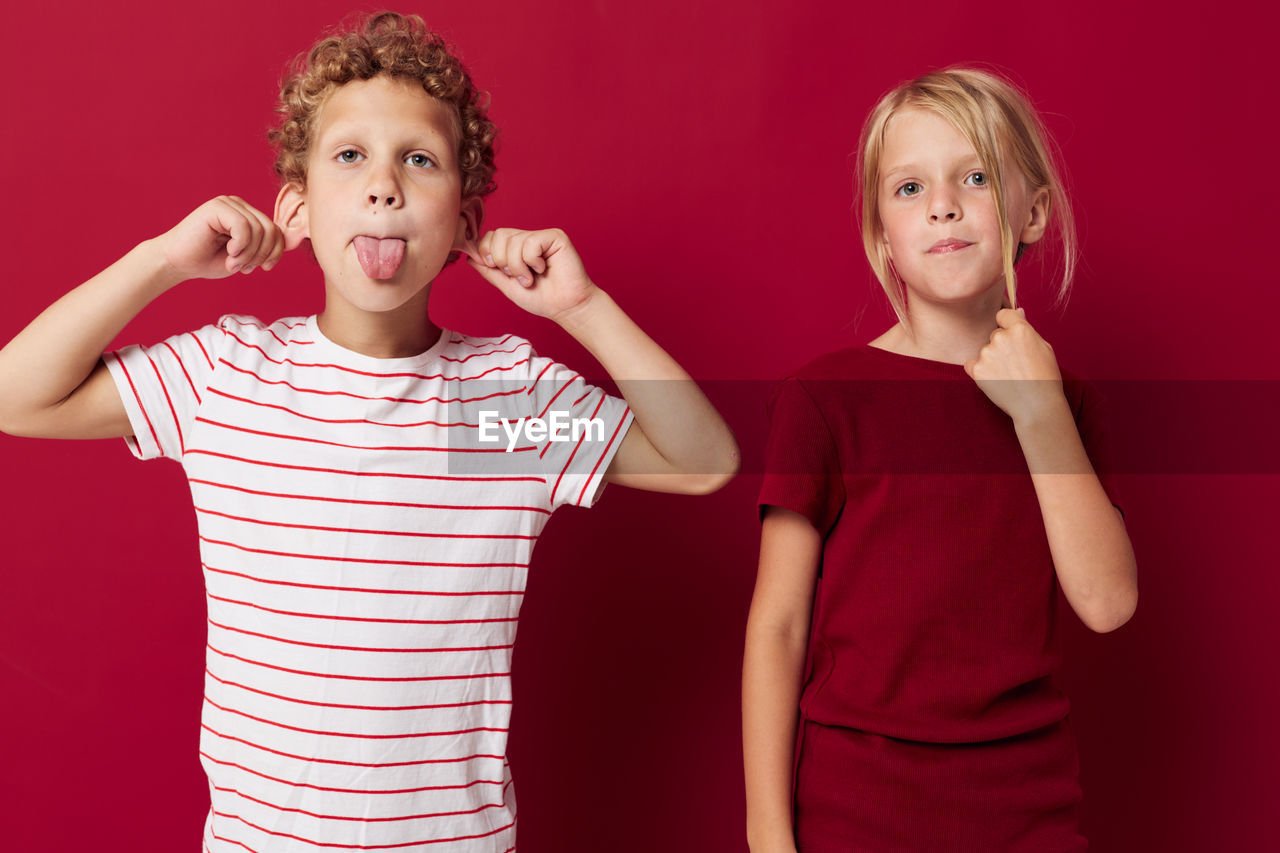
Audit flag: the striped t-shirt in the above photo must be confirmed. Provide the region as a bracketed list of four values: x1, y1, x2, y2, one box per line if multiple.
[104, 314, 633, 853]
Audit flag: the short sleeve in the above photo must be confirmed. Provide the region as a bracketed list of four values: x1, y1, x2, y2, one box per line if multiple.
[1072, 379, 1126, 518]
[758, 377, 845, 535]
[103, 320, 227, 461]
[525, 353, 633, 510]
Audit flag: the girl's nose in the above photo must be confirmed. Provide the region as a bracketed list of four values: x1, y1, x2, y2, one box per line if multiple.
[928, 189, 961, 222]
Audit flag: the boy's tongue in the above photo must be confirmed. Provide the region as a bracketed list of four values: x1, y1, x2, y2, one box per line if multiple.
[353, 236, 406, 280]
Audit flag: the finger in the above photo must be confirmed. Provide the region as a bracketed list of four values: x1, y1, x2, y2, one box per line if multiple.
[247, 208, 281, 270]
[995, 307, 1026, 329]
[963, 359, 977, 379]
[215, 209, 255, 271]
[504, 231, 535, 287]
[220, 197, 265, 269]
[520, 231, 551, 277]
[485, 228, 514, 272]
[467, 256, 524, 299]
[260, 224, 287, 271]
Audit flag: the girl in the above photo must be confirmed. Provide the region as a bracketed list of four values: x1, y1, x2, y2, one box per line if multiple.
[743, 68, 1137, 852]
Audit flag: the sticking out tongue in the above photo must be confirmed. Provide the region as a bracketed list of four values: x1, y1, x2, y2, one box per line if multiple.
[353, 236, 406, 280]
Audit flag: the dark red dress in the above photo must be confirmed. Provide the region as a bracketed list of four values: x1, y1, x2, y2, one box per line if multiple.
[758, 345, 1123, 852]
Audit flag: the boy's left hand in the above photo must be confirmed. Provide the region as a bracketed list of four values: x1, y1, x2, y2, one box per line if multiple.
[964, 308, 1067, 426]
[468, 228, 600, 326]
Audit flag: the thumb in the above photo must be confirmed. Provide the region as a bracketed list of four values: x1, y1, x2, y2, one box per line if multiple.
[963, 359, 977, 379]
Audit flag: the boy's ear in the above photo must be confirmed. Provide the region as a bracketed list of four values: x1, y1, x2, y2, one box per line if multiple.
[1018, 187, 1051, 246]
[451, 196, 484, 262]
[274, 182, 310, 251]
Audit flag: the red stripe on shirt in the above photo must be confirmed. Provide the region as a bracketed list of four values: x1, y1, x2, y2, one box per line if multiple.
[195, 506, 538, 541]
[110, 352, 164, 457]
[203, 564, 526, 597]
[217, 359, 527, 406]
[206, 387, 503, 430]
[204, 697, 509, 740]
[210, 809, 515, 849]
[207, 644, 511, 684]
[161, 340, 202, 404]
[549, 394, 608, 504]
[194, 417, 525, 454]
[206, 670, 512, 712]
[439, 343, 526, 363]
[202, 723, 504, 769]
[213, 783, 507, 824]
[143, 346, 186, 454]
[190, 478, 549, 514]
[207, 592, 518, 626]
[577, 405, 631, 504]
[223, 327, 530, 381]
[185, 449, 545, 484]
[189, 330, 216, 371]
[208, 617, 516, 654]
[199, 536, 531, 569]
[199, 752, 505, 795]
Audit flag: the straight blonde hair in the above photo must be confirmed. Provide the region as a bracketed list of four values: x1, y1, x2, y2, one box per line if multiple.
[856, 67, 1077, 324]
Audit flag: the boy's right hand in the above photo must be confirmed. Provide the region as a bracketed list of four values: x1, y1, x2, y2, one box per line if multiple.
[153, 196, 286, 283]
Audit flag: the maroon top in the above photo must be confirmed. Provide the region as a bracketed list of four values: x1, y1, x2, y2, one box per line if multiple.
[759, 345, 1123, 743]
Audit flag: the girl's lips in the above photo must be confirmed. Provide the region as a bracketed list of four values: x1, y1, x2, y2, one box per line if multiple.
[928, 239, 972, 254]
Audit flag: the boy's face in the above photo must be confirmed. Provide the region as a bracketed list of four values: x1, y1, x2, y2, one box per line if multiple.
[277, 75, 480, 315]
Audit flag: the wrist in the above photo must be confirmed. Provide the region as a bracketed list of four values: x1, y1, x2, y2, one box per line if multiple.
[1010, 390, 1072, 432]
[132, 239, 187, 294]
[553, 285, 612, 338]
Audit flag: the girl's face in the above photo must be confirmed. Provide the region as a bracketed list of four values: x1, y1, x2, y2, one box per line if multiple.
[876, 107, 1047, 310]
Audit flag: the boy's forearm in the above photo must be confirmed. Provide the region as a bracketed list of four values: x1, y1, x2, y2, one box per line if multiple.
[556, 288, 739, 485]
[1014, 403, 1138, 633]
[0, 240, 179, 432]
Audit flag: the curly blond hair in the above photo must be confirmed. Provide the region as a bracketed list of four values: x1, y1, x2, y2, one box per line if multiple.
[856, 67, 1076, 322]
[270, 11, 496, 199]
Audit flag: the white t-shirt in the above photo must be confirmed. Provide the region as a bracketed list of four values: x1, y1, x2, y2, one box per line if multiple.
[105, 314, 632, 852]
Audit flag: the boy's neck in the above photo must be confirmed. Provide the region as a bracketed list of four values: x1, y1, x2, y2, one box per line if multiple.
[317, 287, 442, 359]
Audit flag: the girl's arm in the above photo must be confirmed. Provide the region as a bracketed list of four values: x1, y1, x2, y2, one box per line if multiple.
[469, 228, 740, 494]
[0, 196, 284, 439]
[743, 507, 821, 853]
[966, 308, 1138, 633]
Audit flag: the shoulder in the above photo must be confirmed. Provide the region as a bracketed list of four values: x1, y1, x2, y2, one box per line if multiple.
[215, 314, 310, 348]
[435, 331, 539, 379]
[770, 345, 885, 409]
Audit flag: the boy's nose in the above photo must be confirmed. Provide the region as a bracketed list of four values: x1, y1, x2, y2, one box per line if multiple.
[368, 192, 398, 207]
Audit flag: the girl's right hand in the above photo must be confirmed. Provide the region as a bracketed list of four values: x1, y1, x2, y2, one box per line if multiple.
[152, 196, 286, 283]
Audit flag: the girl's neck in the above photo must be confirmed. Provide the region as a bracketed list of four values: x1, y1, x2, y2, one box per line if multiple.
[317, 286, 442, 360]
[869, 288, 1005, 365]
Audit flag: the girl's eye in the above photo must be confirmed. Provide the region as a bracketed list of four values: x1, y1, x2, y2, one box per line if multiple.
[897, 182, 921, 197]
[965, 172, 987, 187]
[337, 150, 363, 164]
[406, 154, 435, 168]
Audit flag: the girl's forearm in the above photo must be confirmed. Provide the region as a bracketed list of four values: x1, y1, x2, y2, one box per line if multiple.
[743, 620, 806, 853]
[1014, 400, 1138, 632]
[0, 240, 179, 436]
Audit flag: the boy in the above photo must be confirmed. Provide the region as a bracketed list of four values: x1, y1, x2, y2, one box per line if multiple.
[0, 12, 738, 852]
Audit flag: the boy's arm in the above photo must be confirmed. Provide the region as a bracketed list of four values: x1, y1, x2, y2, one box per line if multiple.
[469, 228, 739, 495]
[0, 197, 284, 439]
[743, 507, 819, 853]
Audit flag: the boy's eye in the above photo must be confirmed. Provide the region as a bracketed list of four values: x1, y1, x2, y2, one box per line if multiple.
[337, 150, 363, 164]
[897, 182, 921, 198]
[406, 153, 435, 168]
[965, 172, 987, 187]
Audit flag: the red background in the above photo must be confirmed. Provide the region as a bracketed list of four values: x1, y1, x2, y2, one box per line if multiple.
[2, 1, 1276, 850]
